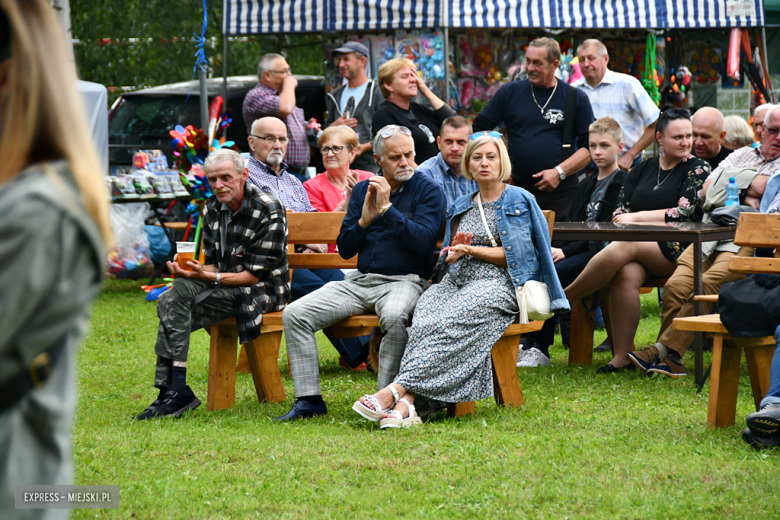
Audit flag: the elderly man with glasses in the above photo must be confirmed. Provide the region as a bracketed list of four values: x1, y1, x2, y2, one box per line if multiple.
[242, 53, 310, 181]
[275, 124, 447, 421]
[247, 116, 374, 371]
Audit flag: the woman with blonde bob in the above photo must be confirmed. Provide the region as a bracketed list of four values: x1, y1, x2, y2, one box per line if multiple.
[0, 0, 111, 512]
[371, 57, 455, 164]
[352, 132, 568, 428]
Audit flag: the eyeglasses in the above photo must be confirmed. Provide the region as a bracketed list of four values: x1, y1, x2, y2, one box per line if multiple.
[269, 68, 291, 75]
[470, 131, 503, 140]
[321, 145, 351, 155]
[659, 108, 691, 120]
[752, 121, 765, 129]
[379, 125, 412, 139]
[251, 134, 289, 144]
[764, 126, 780, 138]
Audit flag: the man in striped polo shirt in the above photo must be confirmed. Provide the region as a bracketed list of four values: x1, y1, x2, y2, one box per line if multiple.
[573, 39, 660, 171]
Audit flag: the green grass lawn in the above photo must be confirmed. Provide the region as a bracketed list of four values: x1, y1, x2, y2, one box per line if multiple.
[72, 280, 779, 519]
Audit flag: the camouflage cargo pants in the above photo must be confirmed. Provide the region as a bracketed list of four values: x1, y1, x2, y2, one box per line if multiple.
[153, 277, 236, 388]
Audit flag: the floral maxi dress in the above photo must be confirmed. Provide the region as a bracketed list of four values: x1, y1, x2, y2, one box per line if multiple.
[393, 199, 519, 407]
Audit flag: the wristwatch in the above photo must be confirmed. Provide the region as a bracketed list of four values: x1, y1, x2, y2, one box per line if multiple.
[214, 272, 221, 285]
[555, 165, 566, 181]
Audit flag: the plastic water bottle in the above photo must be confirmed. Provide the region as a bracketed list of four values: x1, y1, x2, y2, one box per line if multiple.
[725, 177, 739, 207]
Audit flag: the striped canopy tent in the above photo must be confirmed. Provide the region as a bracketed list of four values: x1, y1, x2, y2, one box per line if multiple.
[447, 0, 765, 29]
[223, 0, 765, 34]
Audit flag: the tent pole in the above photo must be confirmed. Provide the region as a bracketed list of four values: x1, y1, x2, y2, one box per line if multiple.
[443, 27, 450, 106]
[442, 0, 450, 107]
[760, 27, 775, 103]
[222, 34, 229, 100]
[199, 64, 209, 133]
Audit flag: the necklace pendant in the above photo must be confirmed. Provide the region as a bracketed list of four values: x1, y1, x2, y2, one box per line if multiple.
[540, 109, 544, 114]
[653, 184, 660, 191]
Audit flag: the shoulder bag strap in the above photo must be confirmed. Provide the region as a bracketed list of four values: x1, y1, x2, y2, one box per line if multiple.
[562, 84, 577, 161]
[475, 193, 499, 247]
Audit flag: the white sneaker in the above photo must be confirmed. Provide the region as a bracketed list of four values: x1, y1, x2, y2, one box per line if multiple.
[516, 348, 529, 366]
[516, 347, 551, 368]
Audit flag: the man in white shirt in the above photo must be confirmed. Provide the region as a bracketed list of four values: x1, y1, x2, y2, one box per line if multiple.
[573, 39, 660, 171]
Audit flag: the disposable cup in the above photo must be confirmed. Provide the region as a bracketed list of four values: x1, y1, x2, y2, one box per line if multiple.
[176, 242, 196, 271]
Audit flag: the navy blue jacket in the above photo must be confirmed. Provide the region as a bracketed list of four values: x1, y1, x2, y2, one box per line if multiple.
[338, 172, 447, 279]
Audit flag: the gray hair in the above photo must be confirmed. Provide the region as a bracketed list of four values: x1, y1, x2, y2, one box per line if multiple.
[755, 103, 775, 117]
[764, 105, 780, 130]
[204, 149, 245, 175]
[373, 125, 415, 162]
[724, 115, 755, 148]
[577, 39, 608, 58]
[528, 37, 561, 64]
[257, 53, 285, 79]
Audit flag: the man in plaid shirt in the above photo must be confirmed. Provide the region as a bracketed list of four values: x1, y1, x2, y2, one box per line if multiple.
[134, 149, 289, 420]
[242, 53, 310, 182]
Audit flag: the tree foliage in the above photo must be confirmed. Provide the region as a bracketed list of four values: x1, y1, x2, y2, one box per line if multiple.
[70, 0, 326, 104]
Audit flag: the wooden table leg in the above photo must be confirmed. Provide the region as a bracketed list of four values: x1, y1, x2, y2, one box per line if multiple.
[569, 293, 597, 365]
[207, 324, 238, 411]
[243, 331, 286, 403]
[707, 335, 742, 428]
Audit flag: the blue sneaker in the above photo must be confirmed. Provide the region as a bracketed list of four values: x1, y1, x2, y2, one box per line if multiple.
[272, 399, 327, 422]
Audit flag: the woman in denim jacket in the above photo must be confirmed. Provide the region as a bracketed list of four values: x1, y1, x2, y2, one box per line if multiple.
[352, 133, 567, 428]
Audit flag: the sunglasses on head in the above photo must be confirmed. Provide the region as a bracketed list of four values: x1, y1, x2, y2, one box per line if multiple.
[659, 108, 691, 120]
[469, 131, 503, 140]
[379, 125, 412, 139]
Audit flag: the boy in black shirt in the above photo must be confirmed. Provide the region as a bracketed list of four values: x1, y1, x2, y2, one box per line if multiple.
[518, 117, 627, 367]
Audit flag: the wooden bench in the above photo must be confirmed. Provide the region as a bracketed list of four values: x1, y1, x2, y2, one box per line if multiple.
[673, 213, 779, 428]
[205, 209, 555, 416]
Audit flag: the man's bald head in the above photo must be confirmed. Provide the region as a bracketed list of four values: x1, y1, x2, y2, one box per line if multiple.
[692, 107, 726, 160]
[249, 117, 289, 169]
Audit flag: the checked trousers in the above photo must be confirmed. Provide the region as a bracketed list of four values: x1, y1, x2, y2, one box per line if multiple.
[283, 272, 429, 397]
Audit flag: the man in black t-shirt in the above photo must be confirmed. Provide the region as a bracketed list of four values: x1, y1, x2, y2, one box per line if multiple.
[692, 107, 733, 170]
[473, 37, 595, 219]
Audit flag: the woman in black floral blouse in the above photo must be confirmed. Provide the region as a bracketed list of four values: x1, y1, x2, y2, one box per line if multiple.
[564, 108, 711, 373]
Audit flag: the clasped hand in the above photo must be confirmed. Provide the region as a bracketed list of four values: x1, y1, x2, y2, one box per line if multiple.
[358, 176, 392, 228]
[441, 232, 473, 264]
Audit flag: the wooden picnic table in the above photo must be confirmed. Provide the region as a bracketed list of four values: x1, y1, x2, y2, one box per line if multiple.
[552, 221, 737, 384]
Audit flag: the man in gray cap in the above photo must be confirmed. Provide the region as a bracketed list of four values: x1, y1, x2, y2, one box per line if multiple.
[325, 41, 385, 173]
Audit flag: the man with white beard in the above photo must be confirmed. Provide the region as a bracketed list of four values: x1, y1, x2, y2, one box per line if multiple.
[275, 124, 447, 421]
[247, 116, 377, 371]
[246, 116, 316, 213]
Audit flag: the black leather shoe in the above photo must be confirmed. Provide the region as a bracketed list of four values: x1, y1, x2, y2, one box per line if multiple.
[594, 337, 611, 353]
[272, 399, 327, 422]
[136, 386, 201, 420]
[746, 403, 780, 437]
[742, 427, 780, 450]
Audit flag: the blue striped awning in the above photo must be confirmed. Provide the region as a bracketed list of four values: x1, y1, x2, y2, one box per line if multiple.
[332, 0, 441, 31]
[223, 0, 331, 34]
[223, 0, 441, 34]
[223, 0, 765, 34]
[448, 0, 765, 29]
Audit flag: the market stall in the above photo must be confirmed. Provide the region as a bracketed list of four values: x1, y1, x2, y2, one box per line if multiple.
[221, 0, 770, 118]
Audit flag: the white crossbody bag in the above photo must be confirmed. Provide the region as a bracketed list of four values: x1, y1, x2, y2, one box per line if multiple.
[476, 194, 553, 324]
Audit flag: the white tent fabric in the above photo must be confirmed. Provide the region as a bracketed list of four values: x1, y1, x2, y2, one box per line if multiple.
[78, 80, 109, 175]
[223, 0, 765, 33]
